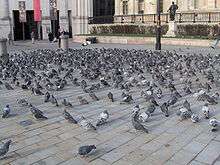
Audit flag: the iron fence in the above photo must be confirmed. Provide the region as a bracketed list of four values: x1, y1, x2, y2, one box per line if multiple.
[89, 12, 220, 24]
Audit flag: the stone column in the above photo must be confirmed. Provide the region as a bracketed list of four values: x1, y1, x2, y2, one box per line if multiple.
[72, 0, 93, 36]
[0, 0, 10, 38]
[0, 38, 9, 64]
[0, 0, 9, 19]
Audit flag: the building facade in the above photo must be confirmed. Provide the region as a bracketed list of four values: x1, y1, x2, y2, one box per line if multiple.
[0, 0, 73, 40]
[115, 0, 220, 15]
[0, 0, 220, 40]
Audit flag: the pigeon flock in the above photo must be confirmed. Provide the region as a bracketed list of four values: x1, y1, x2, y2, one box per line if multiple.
[0, 47, 220, 159]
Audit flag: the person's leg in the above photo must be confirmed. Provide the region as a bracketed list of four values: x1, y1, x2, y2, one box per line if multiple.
[32, 38, 35, 44]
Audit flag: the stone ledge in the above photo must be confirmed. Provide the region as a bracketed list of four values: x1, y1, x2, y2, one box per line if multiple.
[73, 35, 217, 47]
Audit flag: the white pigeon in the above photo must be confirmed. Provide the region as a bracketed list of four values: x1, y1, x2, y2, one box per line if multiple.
[191, 114, 200, 123]
[209, 118, 219, 132]
[79, 116, 96, 131]
[138, 112, 150, 122]
[96, 110, 109, 126]
[202, 104, 210, 119]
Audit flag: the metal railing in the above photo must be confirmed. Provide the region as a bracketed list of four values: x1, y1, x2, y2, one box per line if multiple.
[89, 12, 220, 24]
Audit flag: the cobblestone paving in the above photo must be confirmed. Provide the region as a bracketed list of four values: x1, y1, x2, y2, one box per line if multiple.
[0, 42, 220, 165]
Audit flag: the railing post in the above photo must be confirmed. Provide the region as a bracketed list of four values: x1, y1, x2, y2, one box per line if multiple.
[193, 13, 196, 23]
[179, 13, 182, 23]
[154, 14, 156, 23]
[208, 12, 211, 23]
[166, 13, 168, 23]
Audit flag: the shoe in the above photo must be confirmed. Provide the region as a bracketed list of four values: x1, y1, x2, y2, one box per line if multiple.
[211, 46, 215, 49]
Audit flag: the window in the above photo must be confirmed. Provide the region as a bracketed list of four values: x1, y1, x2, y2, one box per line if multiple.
[138, 0, 144, 14]
[122, 1, 128, 15]
[194, 0, 199, 9]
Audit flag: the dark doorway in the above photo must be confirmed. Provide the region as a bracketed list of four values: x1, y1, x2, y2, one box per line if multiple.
[68, 10, 72, 38]
[51, 11, 60, 38]
[93, 0, 115, 24]
[13, 10, 40, 41]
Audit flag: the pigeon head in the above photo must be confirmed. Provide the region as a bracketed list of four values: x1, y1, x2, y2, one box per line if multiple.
[91, 145, 96, 149]
[5, 140, 12, 147]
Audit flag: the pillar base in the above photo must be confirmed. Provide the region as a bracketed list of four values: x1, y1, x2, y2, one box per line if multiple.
[164, 21, 177, 37]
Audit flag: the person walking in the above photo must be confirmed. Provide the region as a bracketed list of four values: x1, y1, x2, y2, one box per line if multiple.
[31, 30, 35, 44]
[8, 32, 13, 45]
[48, 31, 53, 43]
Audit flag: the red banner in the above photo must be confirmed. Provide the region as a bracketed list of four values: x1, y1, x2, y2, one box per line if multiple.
[33, 0, 41, 21]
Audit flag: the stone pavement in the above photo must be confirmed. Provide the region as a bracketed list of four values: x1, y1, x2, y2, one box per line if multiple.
[0, 42, 220, 165]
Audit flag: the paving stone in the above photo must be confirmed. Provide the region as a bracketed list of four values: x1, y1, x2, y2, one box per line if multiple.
[170, 149, 197, 165]
[183, 140, 206, 154]
[195, 140, 220, 164]
[32, 156, 63, 165]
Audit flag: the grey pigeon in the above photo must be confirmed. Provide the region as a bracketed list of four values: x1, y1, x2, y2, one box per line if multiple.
[132, 111, 148, 133]
[0, 140, 12, 157]
[50, 95, 59, 106]
[78, 96, 89, 105]
[160, 102, 169, 117]
[96, 110, 109, 126]
[4, 82, 13, 90]
[17, 99, 29, 106]
[30, 105, 47, 120]
[183, 100, 191, 111]
[89, 93, 99, 101]
[63, 109, 77, 124]
[78, 145, 96, 157]
[62, 99, 73, 107]
[2, 105, 10, 118]
[44, 92, 50, 102]
[107, 92, 114, 102]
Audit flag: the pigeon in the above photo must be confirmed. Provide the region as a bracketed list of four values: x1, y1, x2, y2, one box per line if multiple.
[4, 82, 13, 90]
[96, 110, 109, 126]
[206, 95, 218, 105]
[30, 105, 47, 120]
[78, 96, 89, 105]
[209, 118, 219, 132]
[78, 145, 96, 157]
[63, 109, 77, 124]
[107, 92, 114, 102]
[2, 105, 10, 118]
[168, 95, 178, 106]
[183, 100, 191, 111]
[79, 116, 96, 130]
[160, 102, 169, 117]
[191, 114, 200, 123]
[62, 99, 73, 107]
[0, 140, 12, 157]
[138, 111, 150, 122]
[132, 111, 148, 133]
[17, 99, 29, 106]
[146, 103, 156, 114]
[132, 105, 140, 115]
[100, 77, 110, 87]
[202, 103, 210, 119]
[50, 95, 59, 106]
[44, 92, 50, 102]
[89, 93, 99, 101]
[122, 94, 133, 103]
[179, 108, 192, 120]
